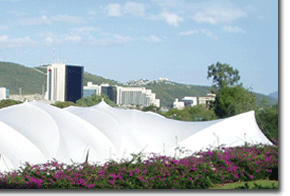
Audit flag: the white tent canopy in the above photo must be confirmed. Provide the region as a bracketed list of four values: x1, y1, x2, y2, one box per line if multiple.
[0, 101, 272, 173]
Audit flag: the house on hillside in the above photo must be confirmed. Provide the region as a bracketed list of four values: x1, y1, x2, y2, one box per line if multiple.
[198, 93, 216, 107]
[173, 96, 197, 110]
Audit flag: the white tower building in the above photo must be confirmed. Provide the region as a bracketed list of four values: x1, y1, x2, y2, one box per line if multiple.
[46, 63, 84, 103]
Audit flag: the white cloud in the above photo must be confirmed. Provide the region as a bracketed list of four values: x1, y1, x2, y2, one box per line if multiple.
[106, 3, 123, 17]
[0, 25, 9, 30]
[65, 36, 82, 42]
[179, 29, 218, 40]
[112, 34, 133, 43]
[8, 10, 28, 17]
[88, 34, 134, 46]
[19, 15, 51, 25]
[143, 34, 161, 42]
[44, 37, 54, 44]
[179, 30, 199, 36]
[223, 25, 246, 33]
[19, 14, 84, 26]
[0, 35, 8, 41]
[51, 14, 85, 24]
[123, 2, 146, 17]
[191, 2, 247, 25]
[88, 10, 98, 16]
[0, 35, 36, 47]
[200, 29, 218, 40]
[71, 27, 101, 35]
[149, 12, 183, 27]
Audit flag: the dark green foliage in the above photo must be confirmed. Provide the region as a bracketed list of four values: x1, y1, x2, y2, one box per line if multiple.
[51, 101, 76, 108]
[255, 104, 278, 142]
[207, 62, 241, 92]
[76, 94, 116, 107]
[142, 105, 160, 113]
[0, 99, 22, 109]
[163, 105, 217, 121]
[213, 86, 257, 118]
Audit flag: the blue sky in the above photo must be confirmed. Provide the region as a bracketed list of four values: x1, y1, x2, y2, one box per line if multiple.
[0, 0, 278, 95]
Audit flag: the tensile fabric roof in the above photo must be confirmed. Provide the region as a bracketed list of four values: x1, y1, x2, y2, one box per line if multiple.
[0, 101, 272, 173]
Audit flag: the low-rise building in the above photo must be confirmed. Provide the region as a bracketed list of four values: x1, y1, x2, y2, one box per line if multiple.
[0, 87, 9, 101]
[83, 82, 102, 97]
[173, 96, 198, 110]
[198, 93, 216, 107]
[83, 82, 160, 107]
[173, 98, 185, 110]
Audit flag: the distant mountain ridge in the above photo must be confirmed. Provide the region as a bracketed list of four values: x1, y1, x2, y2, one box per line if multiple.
[268, 91, 278, 99]
[0, 61, 278, 107]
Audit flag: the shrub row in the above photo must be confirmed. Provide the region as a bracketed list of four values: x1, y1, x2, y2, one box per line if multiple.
[0, 144, 278, 189]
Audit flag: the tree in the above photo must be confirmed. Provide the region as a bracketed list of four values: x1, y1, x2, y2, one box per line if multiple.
[213, 86, 257, 118]
[52, 101, 76, 108]
[142, 105, 160, 113]
[187, 105, 217, 121]
[207, 62, 241, 92]
[163, 105, 216, 121]
[255, 103, 278, 142]
[76, 94, 116, 107]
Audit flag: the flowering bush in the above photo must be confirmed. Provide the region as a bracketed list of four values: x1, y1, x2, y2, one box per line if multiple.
[0, 144, 278, 189]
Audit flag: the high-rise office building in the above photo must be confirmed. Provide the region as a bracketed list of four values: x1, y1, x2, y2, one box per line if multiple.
[47, 63, 84, 103]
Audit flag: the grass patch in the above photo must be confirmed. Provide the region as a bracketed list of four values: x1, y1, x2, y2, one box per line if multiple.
[210, 180, 278, 189]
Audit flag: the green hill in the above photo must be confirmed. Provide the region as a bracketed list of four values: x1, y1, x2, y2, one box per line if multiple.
[0, 61, 278, 107]
[0, 62, 47, 95]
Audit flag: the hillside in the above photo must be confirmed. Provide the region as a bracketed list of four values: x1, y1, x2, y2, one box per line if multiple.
[0, 61, 278, 107]
[268, 91, 278, 99]
[0, 62, 47, 95]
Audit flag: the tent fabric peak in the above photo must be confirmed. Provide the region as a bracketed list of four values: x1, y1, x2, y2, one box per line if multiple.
[0, 101, 272, 173]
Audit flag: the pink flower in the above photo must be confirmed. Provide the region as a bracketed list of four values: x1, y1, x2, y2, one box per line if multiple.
[88, 184, 95, 189]
[249, 174, 253, 179]
[129, 171, 134, 176]
[135, 169, 140, 173]
[138, 176, 143, 180]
